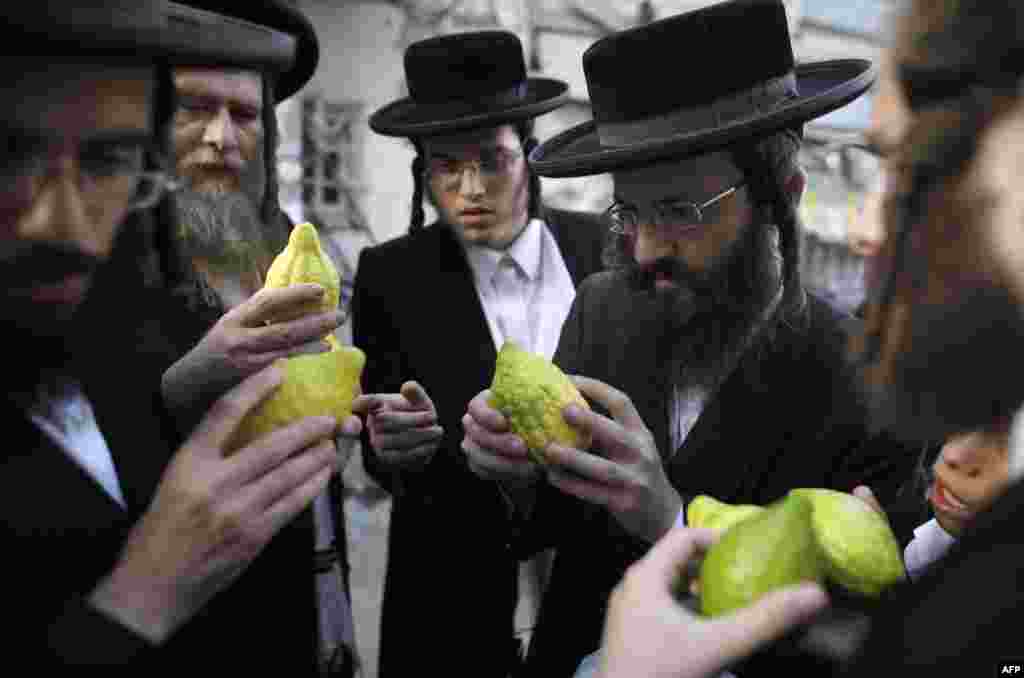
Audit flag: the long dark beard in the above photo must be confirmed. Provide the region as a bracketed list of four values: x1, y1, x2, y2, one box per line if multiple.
[0, 242, 104, 400]
[863, 281, 1024, 443]
[627, 220, 784, 391]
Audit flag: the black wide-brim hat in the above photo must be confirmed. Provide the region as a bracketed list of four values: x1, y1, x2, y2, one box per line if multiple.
[370, 30, 569, 138]
[171, 0, 320, 101]
[530, 0, 876, 178]
[4, 1, 315, 102]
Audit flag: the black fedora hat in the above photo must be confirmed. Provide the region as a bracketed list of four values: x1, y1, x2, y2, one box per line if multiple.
[4, 1, 312, 101]
[173, 0, 319, 101]
[530, 0, 877, 178]
[369, 30, 569, 138]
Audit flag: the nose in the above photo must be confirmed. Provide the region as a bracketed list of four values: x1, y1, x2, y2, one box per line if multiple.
[17, 155, 107, 258]
[632, 220, 675, 268]
[457, 164, 485, 198]
[202, 106, 239, 152]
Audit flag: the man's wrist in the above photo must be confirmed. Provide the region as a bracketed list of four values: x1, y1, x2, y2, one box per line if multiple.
[88, 564, 182, 646]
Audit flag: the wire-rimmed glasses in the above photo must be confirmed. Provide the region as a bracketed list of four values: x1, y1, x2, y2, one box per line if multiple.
[605, 179, 747, 237]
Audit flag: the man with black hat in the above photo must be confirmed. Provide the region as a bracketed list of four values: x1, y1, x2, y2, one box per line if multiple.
[595, 0, 1024, 676]
[153, 5, 359, 672]
[462, 1, 921, 675]
[349, 30, 606, 678]
[164, 0, 317, 313]
[0, 2, 359, 672]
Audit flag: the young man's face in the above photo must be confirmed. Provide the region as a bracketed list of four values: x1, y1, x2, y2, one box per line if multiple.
[611, 151, 754, 278]
[422, 123, 530, 250]
[172, 67, 264, 199]
[0, 60, 154, 341]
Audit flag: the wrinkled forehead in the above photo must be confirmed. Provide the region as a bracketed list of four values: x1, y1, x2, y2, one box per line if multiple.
[420, 123, 521, 159]
[1, 59, 154, 134]
[612, 151, 744, 203]
[173, 67, 264, 108]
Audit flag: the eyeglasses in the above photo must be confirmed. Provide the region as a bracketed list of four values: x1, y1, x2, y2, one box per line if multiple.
[605, 179, 747, 237]
[0, 131, 182, 212]
[426, 147, 521, 190]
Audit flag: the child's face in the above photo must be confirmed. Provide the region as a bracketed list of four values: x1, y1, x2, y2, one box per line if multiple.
[930, 427, 1011, 535]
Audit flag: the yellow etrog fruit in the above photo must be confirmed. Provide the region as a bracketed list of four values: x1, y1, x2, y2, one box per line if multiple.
[263, 222, 341, 347]
[229, 346, 366, 453]
[488, 341, 592, 465]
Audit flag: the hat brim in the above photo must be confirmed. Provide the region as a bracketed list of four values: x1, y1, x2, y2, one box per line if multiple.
[369, 77, 570, 137]
[171, 1, 319, 101]
[530, 60, 875, 178]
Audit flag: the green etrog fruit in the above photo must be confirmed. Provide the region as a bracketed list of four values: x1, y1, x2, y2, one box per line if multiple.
[700, 493, 825, 617]
[488, 341, 591, 465]
[688, 495, 767, 533]
[790, 488, 906, 596]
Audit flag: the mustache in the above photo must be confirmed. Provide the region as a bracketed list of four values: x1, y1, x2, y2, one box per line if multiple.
[628, 256, 711, 296]
[0, 242, 101, 289]
[179, 147, 244, 172]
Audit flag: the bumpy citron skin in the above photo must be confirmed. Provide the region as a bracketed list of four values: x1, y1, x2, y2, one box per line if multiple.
[264, 222, 341, 324]
[230, 346, 366, 453]
[790, 488, 906, 596]
[687, 495, 766, 533]
[228, 222, 365, 452]
[488, 342, 592, 465]
[700, 493, 825, 617]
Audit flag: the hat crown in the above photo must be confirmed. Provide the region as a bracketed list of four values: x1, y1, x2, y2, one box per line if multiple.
[584, 0, 794, 125]
[405, 30, 527, 105]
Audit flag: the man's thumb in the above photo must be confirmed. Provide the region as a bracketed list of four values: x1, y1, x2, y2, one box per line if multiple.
[706, 583, 829, 664]
[401, 381, 433, 410]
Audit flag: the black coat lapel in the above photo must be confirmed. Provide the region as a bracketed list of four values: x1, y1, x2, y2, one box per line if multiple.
[433, 223, 498, 368]
[0, 405, 128, 517]
[79, 358, 177, 514]
[545, 208, 605, 288]
[604, 282, 672, 461]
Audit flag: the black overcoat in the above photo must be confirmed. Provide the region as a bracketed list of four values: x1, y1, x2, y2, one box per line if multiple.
[522, 270, 926, 678]
[350, 209, 606, 678]
[0, 263, 319, 672]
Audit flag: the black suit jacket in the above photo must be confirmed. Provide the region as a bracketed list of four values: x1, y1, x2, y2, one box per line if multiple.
[350, 209, 606, 678]
[0, 276, 319, 671]
[521, 270, 925, 678]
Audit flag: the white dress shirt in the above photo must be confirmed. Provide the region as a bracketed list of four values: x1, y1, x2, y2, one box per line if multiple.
[28, 381, 126, 508]
[462, 218, 577, 359]
[903, 518, 956, 580]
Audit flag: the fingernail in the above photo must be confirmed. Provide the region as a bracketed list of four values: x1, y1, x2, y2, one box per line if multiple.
[563, 405, 580, 419]
[332, 310, 346, 325]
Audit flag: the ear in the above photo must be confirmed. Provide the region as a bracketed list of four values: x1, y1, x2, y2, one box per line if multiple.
[785, 168, 807, 205]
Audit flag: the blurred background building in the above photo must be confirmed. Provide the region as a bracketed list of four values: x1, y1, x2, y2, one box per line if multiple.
[271, 2, 894, 675]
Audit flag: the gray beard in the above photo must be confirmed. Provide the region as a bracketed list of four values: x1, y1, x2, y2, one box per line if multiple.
[171, 188, 273, 311]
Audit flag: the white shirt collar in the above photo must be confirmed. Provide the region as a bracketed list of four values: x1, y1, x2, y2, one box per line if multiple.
[27, 380, 127, 507]
[463, 218, 544, 285]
